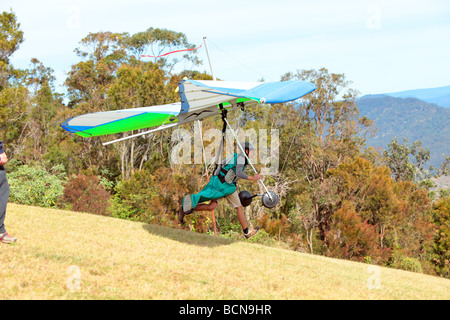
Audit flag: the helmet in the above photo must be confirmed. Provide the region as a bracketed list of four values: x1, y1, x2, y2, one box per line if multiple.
[241, 141, 255, 152]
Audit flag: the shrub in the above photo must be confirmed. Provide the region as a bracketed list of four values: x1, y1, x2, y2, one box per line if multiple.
[389, 250, 423, 273]
[112, 169, 160, 223]
[8, 164, 65, 207]
[109, 194, 137, 221]
[113, 167, 197, 226]
[432, 196, 450, 277]
[325, 202, 390, 263]
[60, 173, 111, 215]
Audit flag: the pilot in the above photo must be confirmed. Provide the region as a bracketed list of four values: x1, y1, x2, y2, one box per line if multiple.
[178, 141, 261, 239]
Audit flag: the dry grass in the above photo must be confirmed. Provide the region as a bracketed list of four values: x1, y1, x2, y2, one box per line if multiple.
[1, 203, 449, 300]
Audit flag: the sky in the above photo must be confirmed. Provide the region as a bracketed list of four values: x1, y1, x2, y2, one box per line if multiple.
[3, 0, 450, 96]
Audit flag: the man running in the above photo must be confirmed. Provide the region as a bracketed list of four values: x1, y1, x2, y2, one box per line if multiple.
[179, 142, 260, 239]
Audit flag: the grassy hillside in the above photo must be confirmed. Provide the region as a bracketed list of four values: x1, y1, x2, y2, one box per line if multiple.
[1, 203, 449, 300]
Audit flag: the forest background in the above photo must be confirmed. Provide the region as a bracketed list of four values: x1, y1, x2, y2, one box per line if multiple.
[1, 10, 449, 278]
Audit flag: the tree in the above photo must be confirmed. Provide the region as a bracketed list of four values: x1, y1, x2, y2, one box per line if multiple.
[0, 10, 24, 64]
[123, 27, 201, 74]
[325, 202, 387, 262]
[0, 9, 28, 158]
[107, 61, 168, 179]
[327, 157, 399, 250]
[432, 196, 450, 277]
[66, 31, 127, 112]
[383, 137, 432, 183]
[435, 156, 450, 177]
[280, 68, 372, 245]
[63, 29, 203, 178]
[326, 156, 435, 268]
[61, 172, 111, 216]
[64, 32, 128, 174]
[18, 58, 63, 164]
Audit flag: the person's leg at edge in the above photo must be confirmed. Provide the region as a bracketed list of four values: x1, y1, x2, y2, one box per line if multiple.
[0, 170, 10, 234]
[0, 170, 16, 244]
[194, 197, 250, 233]
[235, 205, 248, 231]
[178, 200, 218, 223]
[226, 191, 258, 238]
[194, 200, 218, 212]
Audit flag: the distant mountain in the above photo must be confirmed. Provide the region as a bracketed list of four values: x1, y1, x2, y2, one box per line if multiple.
[382, 85, 450, 108]
[357, 95, 450, 169]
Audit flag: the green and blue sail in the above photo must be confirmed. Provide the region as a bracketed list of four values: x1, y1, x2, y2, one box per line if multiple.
[61, 79, 316, 138]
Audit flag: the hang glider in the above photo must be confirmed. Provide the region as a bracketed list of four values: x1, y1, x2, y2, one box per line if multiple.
[60, 79, 315, 141]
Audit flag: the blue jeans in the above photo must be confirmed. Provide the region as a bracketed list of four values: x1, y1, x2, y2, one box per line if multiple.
[0, 170, 9, 234]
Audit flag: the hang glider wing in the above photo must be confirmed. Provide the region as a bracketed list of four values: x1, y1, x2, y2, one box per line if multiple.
[60, 79, 315, 138]
[60, 103, 181, 138]
[176, 79, 315, 123]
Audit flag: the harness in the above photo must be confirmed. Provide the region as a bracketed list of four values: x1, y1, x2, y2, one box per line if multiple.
[183, 102, 278, 214]
[216, 153, 248, 185]
[212, 104, 247, 185]
[182, 104, 249, 213]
